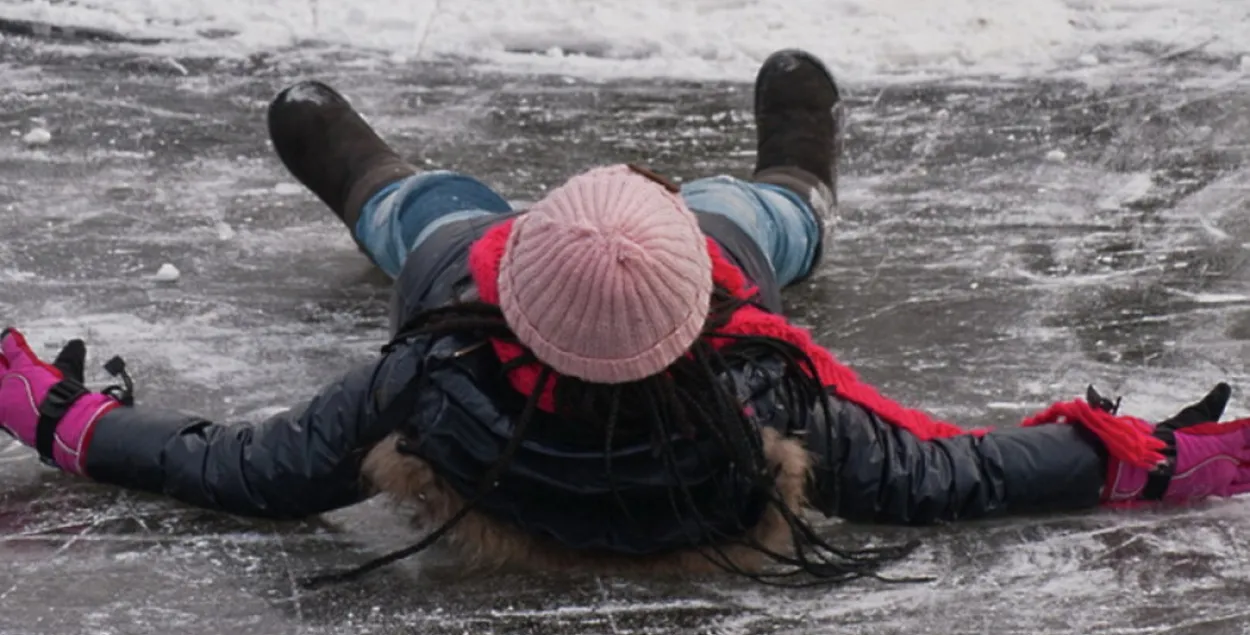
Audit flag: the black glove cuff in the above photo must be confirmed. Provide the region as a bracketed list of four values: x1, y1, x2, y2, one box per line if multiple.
[1142, 426, 1180, 501]
[1141, 462, 1174, 501]
[35, 378, 91, 466]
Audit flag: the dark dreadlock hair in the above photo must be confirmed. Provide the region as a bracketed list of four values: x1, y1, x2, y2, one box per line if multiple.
[301, 286, 923, 589]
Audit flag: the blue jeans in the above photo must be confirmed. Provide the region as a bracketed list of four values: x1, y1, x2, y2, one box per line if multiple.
[356, 171, 820, 286]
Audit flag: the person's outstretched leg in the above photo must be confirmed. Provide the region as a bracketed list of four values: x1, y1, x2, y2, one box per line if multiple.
[268, 81, 513, 278]
[682, 49, 840, 287]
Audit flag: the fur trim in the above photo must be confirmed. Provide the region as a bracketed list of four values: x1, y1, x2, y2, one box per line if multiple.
[361, 428, 810, 575]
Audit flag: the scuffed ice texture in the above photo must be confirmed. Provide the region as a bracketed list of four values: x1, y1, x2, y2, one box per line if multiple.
[2, 11, 1250, 635]
[1, 0, 1249, 83]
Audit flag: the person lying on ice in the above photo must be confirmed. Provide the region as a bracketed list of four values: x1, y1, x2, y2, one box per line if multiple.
[3, 49, 1250, 587]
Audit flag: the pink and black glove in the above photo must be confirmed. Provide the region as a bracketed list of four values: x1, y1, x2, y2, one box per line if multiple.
[1102, 383, 1250, 505]
[0, 327, 133, 475]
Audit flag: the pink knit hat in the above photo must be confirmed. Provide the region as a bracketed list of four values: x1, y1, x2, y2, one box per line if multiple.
[497, 164, 713, 384]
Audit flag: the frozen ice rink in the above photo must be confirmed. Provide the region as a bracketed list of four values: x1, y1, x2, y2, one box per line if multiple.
[2, 1, 1250, 632]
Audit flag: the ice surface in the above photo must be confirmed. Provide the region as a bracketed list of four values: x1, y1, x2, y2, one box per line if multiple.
[2, 0, 1249, 83]
[2, 14, 1250, 635]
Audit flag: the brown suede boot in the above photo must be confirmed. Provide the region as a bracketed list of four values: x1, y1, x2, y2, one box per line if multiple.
[751, 49, 843, 282]
[267, 81, 417, 233]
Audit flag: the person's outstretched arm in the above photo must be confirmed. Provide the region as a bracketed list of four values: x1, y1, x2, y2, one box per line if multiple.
[802, 395, 1107, 523]
[0, 328, 428, 520]
[792, 381, 1250, 524]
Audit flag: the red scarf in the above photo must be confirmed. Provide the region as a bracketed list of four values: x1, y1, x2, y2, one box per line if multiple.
[468, 220, 1165, 469]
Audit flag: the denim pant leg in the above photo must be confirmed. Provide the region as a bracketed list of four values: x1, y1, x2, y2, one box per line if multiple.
[680, 175, 820, 287]
[355, 171, 514, 278]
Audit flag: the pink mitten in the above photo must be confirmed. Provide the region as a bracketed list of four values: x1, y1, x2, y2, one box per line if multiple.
[0, 328, 127, 474]
[1104, 383, 1250, 505]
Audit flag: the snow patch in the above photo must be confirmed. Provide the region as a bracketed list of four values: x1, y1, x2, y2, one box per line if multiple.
[1, 0, 1248, 84]
[279, 83, 332, 106]
[0, 268, 38, 282]
[21, 127, 52, 147]
[151, 263, 181, 282]
[1095, 172, 1153, 211]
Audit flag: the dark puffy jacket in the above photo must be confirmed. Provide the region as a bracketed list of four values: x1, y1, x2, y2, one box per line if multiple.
[83, 211, 1109, 552]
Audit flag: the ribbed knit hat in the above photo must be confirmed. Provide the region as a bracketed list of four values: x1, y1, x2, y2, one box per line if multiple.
[497, 164, 713, 384]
